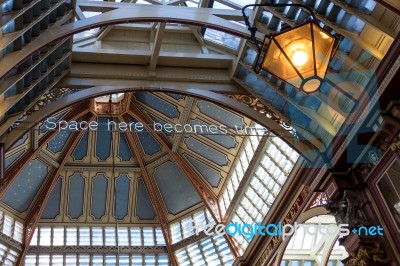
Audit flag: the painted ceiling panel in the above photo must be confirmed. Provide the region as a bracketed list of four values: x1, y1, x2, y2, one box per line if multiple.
[119, 133, 133, 161]
[68, 173, 85, 219]
[114, 174, 130, 220]
[72, 132, 89, 160]
[91, 174, 108, 219]
[40, 111, 67, 133]
[136, 131, 161, 156]
[190, 119, 237, 149]
[165, 92, 185, 101]
[197, 100, 246, 129]
[184, 154, 222, 188]
[154, 161, 202, 215]
[41, 178, 62, 219]
[1, 158, 48, 212]
[96, 117, 112, 161]
[184, 137, 229, 166]
[48, 131, 72, 153]
[134, 92, 179, 119]
[136, 178, 156, 220]
[5, 150, 25, 169]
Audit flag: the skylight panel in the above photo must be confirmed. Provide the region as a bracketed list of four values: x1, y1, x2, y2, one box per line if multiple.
[204, 29, 241, 50]
[170, 209, 215, 244]
[212, 1, 234, 10]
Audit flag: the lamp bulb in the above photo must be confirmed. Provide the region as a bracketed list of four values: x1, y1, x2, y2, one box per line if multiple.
[291, 50, 308, 67]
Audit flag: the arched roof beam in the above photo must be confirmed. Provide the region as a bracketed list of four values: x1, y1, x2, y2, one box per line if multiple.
[0, 86, 319, 161]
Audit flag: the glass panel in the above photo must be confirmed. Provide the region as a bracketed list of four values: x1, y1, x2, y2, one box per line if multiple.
[79, 254, 90, 266]
[66, 227, 77, 246]
[105, 227, 116, 246]
[143, 227, 154, 246]
[117, 227, 129, 246]
[65, 254, 76, 266]
[2, 216, 13, 237]
[92, 227, 103, 246]
[39, 227, 51, 246]
[79, 227, 90, 246]
[130, 227, 142, 246]
[53, 227, 64, 246]
[155, 228, 166, 246]
[13, 221, 23, 243]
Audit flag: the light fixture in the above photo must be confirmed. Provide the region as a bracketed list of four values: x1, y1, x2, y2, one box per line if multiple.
[242, 3, 339, 93]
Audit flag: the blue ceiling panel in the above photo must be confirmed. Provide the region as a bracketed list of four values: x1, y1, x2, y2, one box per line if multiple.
[114, 174, 130, 220]
[5, 150, 25, 169]
[68, 173, 85, 219]
[137, 131, 161, 156]
[119, 134, 133, 161]
[197, 100, 245, 129]
[154, 161, 202, 215]
[72, 132, 89, 160]
[136, 178, 156, 220]
[41, 178, 62, 219]
[96, 117, 112, 161]
[1, 158, 48, 212]
[91, 174, 108, 219]
[190, 119, 236, 149]
[40, 111, 66, 133]
[48, 131, 72, 153]
[165, 92, 185, 101]
[184, 155, 222, 188]
[134, 92, 179, 119]
[184, 138, 229, 166]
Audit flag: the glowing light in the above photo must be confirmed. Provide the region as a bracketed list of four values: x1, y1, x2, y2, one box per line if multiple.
[291, 50, 308, 67]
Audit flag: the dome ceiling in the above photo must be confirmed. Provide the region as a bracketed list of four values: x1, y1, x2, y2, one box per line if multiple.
[1, 91, 255, 226]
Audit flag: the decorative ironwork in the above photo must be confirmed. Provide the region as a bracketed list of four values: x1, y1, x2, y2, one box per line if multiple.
[345, 242, 391, 266]
[8, 87, 80, 132]
[227, 94, 298, 138]
[310, 192, 328, 208]
[389, 133, 400, 151]
[28, 245, 168, 254]
[325, 190, 369, 230]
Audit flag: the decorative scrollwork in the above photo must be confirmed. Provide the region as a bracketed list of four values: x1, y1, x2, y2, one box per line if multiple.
[227, 94, 298, 138]
[345, 242, 391, 266]
[389, 133, 400, 151]
[8, 87, 80, 132]
[310, 192, 328, 208]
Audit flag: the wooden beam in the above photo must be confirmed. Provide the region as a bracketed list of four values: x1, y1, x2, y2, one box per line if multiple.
[15, 113, 94, 266]
[0, 102, 89, 198]
[149, 22, 166, 72]
[121, 116, 179, 266]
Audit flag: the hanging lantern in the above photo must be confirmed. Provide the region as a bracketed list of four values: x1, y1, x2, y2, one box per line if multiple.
[257, 21, 336, 93]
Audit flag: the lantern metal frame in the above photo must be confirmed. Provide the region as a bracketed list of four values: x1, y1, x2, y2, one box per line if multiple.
[242, 3, 339, 93]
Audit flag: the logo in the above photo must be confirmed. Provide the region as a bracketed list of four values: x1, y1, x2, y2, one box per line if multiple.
[190, 222, 351, 241]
